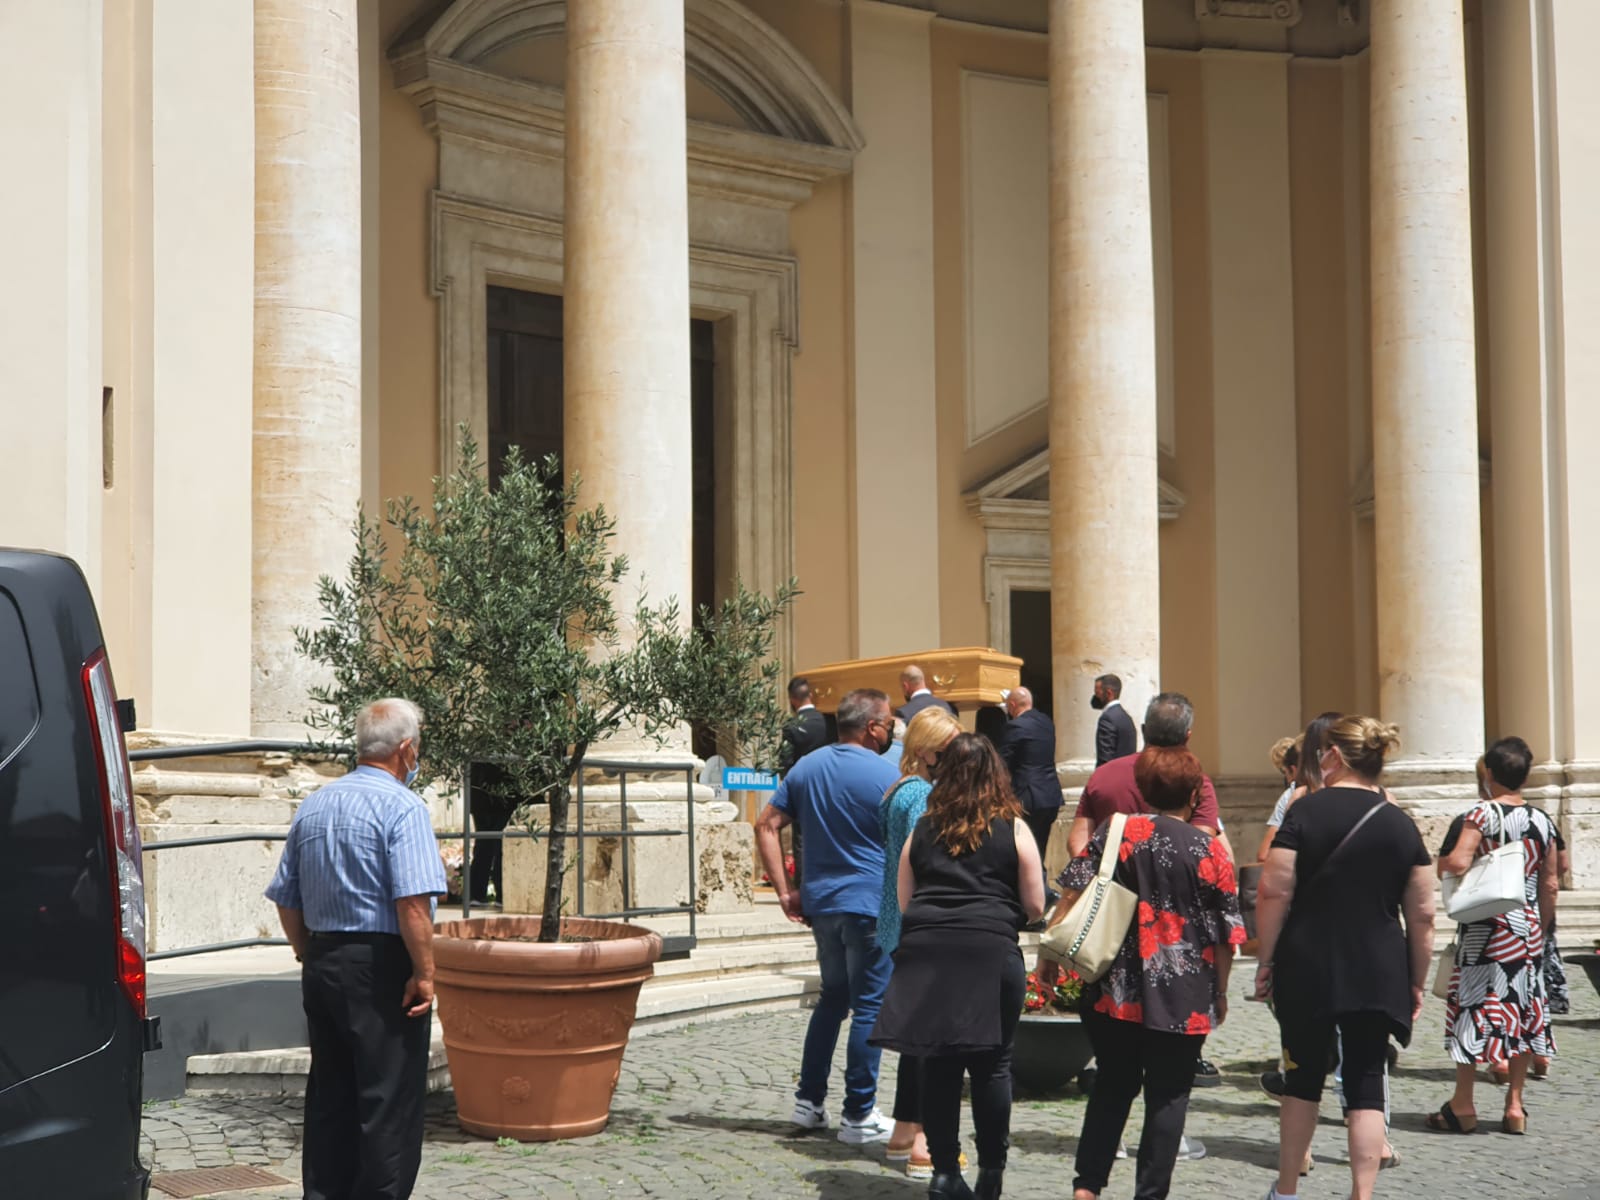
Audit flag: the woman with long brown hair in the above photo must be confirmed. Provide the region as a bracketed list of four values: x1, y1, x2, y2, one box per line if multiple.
[871, 734, 1046, 1200]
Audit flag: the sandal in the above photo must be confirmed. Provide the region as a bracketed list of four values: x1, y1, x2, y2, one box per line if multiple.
[1532, 1056, 1551, 1080]
[1424, 1101, 1478, 1134]
[1380, 1145, 1402, 1169]
[1501, 1112, 1527, 1135]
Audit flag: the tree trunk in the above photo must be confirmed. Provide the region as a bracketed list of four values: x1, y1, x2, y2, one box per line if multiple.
[539, 782, 570, 942]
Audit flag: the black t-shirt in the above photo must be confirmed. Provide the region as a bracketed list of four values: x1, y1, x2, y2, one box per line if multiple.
[1271, 787, 1432, 1042]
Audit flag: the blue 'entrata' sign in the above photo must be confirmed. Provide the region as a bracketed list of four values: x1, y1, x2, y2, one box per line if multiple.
[723, 767, 779, 792]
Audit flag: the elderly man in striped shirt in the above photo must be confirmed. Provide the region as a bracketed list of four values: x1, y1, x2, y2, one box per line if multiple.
[266, 697, 447, 1200]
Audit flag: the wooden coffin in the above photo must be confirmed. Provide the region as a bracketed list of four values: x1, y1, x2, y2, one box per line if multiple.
[797, 647, 1023, 713]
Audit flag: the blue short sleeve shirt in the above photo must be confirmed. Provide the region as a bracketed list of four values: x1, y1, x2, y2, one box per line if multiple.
[771, 743, 899, 918]
[265, 765, 447, 934]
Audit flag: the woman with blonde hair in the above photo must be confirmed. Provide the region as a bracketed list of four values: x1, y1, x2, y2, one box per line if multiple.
[1254, 716, 1435, 1200]
[877, 707, 962, 1177]
[872, 734, 1046, 1199]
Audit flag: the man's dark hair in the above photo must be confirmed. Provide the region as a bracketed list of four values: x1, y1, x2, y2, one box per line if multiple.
[837, 688, 889, 735]
[1142, 692, 1194, 747]
[1096, 673, 1122, 697]
[1484, 735, 1534, 792]
[787, 675, 812, 703]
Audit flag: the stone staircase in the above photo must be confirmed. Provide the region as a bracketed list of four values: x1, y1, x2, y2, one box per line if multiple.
[174, 890, 1600, 1096]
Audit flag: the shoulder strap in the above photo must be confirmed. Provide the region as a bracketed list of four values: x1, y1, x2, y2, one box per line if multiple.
[1305, 799, 1385, 888]
[1097, 812, 1128, 884]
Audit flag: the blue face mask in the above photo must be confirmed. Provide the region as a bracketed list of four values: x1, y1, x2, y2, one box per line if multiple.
[404, 746, 420, 788]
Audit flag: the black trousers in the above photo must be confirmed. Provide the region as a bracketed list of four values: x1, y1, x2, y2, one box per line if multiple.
[302, 934, 432, 1200]
[1074, 1010, 1204, 1200]
[468, 793, 510, 903]
[891, 1053, 922, 1124]
[920, 953, 1025, 1173]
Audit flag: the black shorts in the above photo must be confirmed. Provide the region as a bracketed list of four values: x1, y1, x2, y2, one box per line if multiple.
[1277, 1010, 1390, 1111]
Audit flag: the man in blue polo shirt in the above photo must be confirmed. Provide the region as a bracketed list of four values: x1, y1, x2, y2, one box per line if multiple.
[266, 697, 447, 1200]
[755, 687, 901, 1145]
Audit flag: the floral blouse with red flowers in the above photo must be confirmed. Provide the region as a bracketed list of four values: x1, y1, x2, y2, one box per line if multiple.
[1057, 813, 1245, 1036]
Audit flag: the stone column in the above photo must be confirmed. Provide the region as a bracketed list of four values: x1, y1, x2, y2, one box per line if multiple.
[562, 0, 693, 753]
[1046, 0, 1161, 776]
[251, 0, 362, 737]
[1369, 0, 1484, 788]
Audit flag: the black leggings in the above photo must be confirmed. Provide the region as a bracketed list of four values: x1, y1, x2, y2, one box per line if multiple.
[1074, 1010, 1204, 1200]
[892, 1053, 921, 1124]
[1278, 1009, 1390, 1111]
[919, 954, 1025, 1173]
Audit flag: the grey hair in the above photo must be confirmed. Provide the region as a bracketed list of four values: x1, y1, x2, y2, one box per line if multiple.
[837, 688, 890, 735]
[355, 697, 423, 760]
[1143, 692, 1195, 747]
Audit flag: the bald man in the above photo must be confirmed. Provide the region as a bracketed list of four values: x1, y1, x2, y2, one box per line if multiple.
[998, 687, 1063, 867]
[894, 665, 957, 724]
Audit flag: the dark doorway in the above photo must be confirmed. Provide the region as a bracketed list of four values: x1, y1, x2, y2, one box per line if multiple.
[486, 286, 718, 622]
[1009, 589, 1053, 718]
[486, 286, 720, 763]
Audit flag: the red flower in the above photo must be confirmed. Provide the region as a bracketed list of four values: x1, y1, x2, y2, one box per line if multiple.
[1185, 1012, 1212, 1035]
[1138, 925, 1159, 959]
[1124, 816, 1155, 844]
[1201, 945, 1216, 965]
[1198, 841, 1238, 894]
[1138, 901, 1155, 925]
[1153, 910, 1186, 946]
[1228, 923, 1248, 946]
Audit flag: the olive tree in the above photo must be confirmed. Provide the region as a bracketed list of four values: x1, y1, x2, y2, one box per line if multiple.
[296, 434, 795, 942]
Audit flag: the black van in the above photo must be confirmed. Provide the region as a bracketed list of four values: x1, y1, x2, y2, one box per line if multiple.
[0, 549, 156, 1199]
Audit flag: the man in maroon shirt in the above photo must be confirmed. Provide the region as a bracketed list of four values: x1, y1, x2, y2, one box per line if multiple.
[1066, 692, 1229, 858]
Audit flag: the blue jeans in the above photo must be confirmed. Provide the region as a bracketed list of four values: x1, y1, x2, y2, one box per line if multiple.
[797, 912, 892, 1118]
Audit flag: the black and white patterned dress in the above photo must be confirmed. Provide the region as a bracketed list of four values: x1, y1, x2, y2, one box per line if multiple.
[1443, 801, 1558, 1065]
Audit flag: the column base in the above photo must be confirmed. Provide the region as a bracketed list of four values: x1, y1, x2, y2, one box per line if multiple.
[1377, 758, 1482, 855]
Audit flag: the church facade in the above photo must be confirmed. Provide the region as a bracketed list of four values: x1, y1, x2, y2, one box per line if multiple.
[5, 0, 1598, 885]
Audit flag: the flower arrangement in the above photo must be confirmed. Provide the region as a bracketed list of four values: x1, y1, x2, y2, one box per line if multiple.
[1023, 966, 1084, 1014]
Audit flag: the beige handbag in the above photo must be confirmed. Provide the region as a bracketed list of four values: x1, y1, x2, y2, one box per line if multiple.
[1039, 812, 1139, 982]
[1432, 941, 1457, 1000]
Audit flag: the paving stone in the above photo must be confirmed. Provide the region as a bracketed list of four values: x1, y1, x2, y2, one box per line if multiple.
[140, 975, 1600, 1198]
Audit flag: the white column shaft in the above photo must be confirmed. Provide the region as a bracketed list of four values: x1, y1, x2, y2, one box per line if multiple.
[1369, 0, 1484, 764]
[252, 0, 362, 736]
[1046, 0, 1160, 768]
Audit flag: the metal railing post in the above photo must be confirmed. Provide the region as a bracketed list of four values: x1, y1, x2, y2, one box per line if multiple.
[575, 768, 585, 919]
[619, 768, 631, 913]
[686, 764, 697, 947]
[460, 766, 473, 919]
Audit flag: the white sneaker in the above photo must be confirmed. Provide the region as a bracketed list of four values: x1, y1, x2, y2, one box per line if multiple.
[1116, 1142, 1128, 1159]
[1178, 1135, 1207, 1160]
[790, 1098, 829, 1130]
[837, 1107, 895, 1144]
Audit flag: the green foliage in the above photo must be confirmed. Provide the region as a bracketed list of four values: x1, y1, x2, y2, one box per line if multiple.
[295, 430, 796, 942]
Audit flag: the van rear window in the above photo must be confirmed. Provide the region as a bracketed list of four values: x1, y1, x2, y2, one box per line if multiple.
[0, 590, 41, 769]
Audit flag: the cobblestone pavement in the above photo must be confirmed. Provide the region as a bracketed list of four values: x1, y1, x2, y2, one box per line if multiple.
[143, 975, 1600, 1199]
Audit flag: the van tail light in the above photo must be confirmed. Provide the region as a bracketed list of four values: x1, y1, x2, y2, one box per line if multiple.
[82, 649, 147, 1020]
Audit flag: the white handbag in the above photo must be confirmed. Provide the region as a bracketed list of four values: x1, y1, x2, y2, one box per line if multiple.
[1432, 941, 1457, 1000]
[1441, 803, 1526, 924]
[1039, 812, 1139, 982]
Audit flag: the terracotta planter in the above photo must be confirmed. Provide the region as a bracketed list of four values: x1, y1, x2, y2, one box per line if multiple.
[433, 916, 663, 1141]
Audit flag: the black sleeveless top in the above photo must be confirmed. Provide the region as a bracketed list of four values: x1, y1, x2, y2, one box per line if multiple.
[901, 816, 1026, 939]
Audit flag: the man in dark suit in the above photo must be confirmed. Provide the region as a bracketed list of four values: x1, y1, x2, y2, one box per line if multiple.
[1092, 673, 1138, 765]
[997, 687, 1062, 865]
[895, 664, 957, 724]
[779, 676, 832, 776]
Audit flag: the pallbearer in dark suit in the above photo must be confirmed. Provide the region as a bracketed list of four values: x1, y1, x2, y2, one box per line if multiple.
[997, 687, 1063, 870]
[780, 676, 833, 776]
[779, 676, 833, 892]
[1092, 673, 1138, 766]
[895, 664, 958, 724]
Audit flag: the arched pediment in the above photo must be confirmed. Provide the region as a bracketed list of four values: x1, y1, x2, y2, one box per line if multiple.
[392, 0, 863, 153]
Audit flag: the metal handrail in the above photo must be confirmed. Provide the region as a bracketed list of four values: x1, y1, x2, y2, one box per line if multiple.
[136, 743, 703, 963]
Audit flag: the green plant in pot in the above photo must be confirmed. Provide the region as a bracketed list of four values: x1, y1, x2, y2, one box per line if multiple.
[297, 433, 795, 1140]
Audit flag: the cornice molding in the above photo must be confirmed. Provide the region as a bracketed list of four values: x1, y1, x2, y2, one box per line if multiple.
[965, 449, 1187, 525]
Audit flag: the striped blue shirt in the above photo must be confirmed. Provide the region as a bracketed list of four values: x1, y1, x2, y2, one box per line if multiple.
[265, 765, 447, 934]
